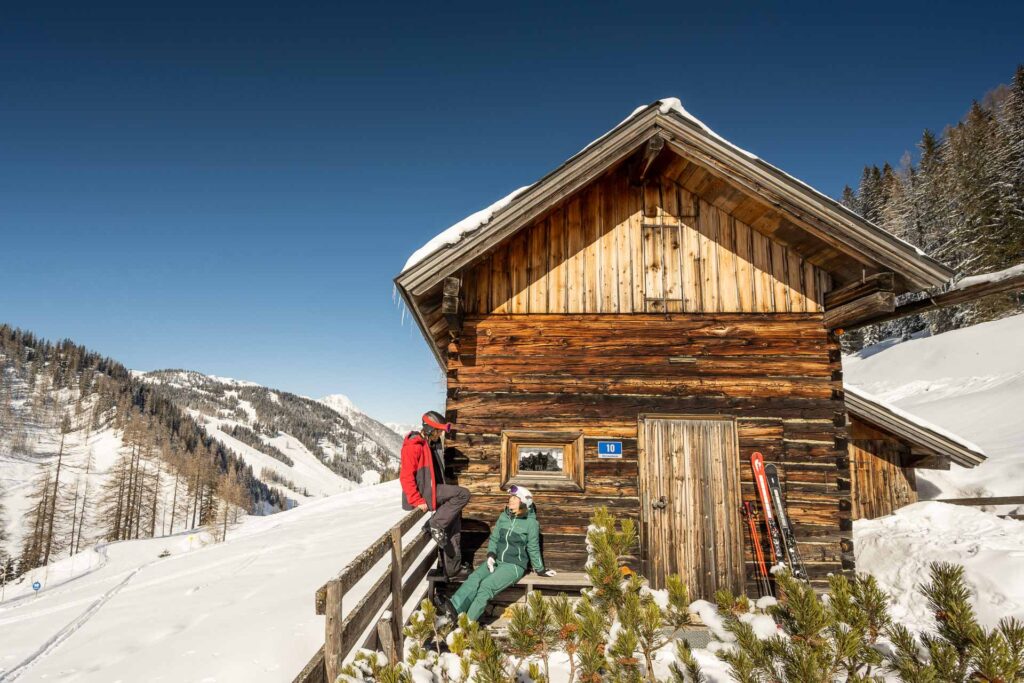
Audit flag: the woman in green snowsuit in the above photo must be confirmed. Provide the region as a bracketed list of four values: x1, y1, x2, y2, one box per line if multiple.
[447, 485, 556, 622]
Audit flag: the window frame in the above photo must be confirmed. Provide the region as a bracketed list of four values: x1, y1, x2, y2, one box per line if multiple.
[499, 430, 585, 492]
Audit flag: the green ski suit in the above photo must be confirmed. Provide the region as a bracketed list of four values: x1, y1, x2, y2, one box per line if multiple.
[450, 505, 546, 622]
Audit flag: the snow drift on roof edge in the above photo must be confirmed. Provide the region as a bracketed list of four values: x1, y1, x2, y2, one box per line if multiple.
[399, 97, 932, 275]
[401, 186, 531, 273]
[844, 384, 986, 457]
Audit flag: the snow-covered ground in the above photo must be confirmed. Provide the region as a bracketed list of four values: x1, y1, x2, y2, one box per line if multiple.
[855, 501, 1024, 630]
[0, 481, 419, 682]
[844, 313, 1024, 499]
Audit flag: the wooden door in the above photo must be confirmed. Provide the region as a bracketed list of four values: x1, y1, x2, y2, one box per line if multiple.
[638, 416, 744, 597]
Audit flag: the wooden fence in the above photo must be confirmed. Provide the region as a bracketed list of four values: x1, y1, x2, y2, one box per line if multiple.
[293, 509, 434, 683]
[936, 496, 1024, 520]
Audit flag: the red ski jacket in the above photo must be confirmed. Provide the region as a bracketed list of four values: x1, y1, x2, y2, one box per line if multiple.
[399, 432, 439, 511]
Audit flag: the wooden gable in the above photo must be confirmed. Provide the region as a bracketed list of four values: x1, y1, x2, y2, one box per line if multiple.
[461, 159, 831, 316]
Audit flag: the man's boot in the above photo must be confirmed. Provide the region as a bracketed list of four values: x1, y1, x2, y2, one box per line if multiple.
[429, 524, 448, 548]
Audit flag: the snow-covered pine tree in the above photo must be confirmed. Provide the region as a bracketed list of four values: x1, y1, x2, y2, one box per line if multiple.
[97, 453, 132, 541]
[841, 65, 1024, 350]
[72, 447, 95, 555]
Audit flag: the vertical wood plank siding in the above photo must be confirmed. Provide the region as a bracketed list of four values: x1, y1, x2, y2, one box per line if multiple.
[848, 418, 919, 520]
[445, 313, 849, 592]
[462, 167, 831, 315]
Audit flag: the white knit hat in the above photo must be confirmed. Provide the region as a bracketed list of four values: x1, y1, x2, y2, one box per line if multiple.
[509, 485, 533, 507]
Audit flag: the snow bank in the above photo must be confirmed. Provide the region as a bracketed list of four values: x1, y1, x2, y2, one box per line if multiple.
[844, 313, 1024, 498]
[855, 501, 1024, 630]
[0, 482, 412, 682]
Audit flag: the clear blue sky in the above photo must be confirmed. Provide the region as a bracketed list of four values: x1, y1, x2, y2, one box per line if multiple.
[1, 1, 1021, 425]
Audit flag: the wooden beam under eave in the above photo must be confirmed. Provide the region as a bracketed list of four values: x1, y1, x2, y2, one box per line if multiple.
[905, 452, 951, 470]
[632, 135, 666, 184]
[442, 276, 463, 336]
[823, 291, 896, 330]
[824, 272, 895, 309]
[844, 265, 1024, 331]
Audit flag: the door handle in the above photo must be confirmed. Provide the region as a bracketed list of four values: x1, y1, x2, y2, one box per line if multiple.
[651, 496, 668, 510]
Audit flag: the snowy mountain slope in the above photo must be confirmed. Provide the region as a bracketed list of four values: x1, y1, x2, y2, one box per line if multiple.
[198, 415, 354, 500]
[0, 482, 423, 682]
[1, 329, 396, 582]
[385, 422, 417, 439]
[140, 371, 400, 488]
[0, 415, 127, 564]
[318, 393, 404, 463]
[844, 313, 1024, 498]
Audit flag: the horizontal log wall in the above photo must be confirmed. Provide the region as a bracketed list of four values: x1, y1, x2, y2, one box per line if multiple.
[445, 313, 850, 593]
[849, 417, 918, 520]
[461, 165, 830, 316]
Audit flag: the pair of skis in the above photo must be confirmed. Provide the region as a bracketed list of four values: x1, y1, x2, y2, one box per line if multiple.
[748, 452, 807, 587]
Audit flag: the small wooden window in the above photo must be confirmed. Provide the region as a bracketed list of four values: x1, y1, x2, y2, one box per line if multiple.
[500, 430, 585, 492]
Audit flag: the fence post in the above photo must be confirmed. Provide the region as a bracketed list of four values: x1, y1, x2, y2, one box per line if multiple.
[389, 525, 404, 662]
[377, 614, 396, 664]
[325, 579, 343, 681]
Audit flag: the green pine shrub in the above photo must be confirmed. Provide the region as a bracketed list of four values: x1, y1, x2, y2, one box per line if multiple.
[337, 510, 1023, 683]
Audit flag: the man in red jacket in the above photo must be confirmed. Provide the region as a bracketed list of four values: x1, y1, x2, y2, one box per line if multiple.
[400, 411, 470, 577]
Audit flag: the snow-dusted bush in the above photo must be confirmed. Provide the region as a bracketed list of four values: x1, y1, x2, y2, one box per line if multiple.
[340, 507, 702, 683]
[714, 564, 1024, 683]
[338, 509, 1024, 683]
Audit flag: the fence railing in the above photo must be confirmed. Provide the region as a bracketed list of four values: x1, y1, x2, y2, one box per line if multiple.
[935, 495, 1024, 506]
[293, 508, 433, 683]
[936, 496, 1024, 520]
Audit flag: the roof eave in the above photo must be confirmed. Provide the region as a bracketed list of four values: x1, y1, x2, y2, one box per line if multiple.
[393, 278, 446, 370]
[846, 391, 986, 467]
[395, 106, 663, 297]
[654, 111, 953, 290]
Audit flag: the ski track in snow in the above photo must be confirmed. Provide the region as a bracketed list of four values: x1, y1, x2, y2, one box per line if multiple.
[0, 483, 410, 682]
[1, 559, 154, 682]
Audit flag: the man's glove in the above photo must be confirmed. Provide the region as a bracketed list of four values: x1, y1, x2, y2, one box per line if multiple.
[487, 554, 496, 573]
[536, 568, 557, 577]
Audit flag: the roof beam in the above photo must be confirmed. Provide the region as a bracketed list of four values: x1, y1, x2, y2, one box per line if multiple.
[661, 130, 950, 290]
[824, 272, 895, 309]
[844, 264, 1024, 330]
[824, 291, 895, 330]
[632, 135, 666, 184]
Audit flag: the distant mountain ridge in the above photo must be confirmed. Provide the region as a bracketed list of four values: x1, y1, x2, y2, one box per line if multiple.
[140, 370, 401, 487]
[0, 326, 401, 578]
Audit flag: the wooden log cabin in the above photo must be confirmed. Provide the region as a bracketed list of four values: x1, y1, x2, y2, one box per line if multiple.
[393, 99, 973, 597]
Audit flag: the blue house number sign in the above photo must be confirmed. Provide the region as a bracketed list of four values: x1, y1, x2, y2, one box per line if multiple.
[597, 441, 623, 458]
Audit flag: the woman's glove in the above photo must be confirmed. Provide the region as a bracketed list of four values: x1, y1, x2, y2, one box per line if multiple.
[536, 568, 557, 577]
[487, 555, 496, 573]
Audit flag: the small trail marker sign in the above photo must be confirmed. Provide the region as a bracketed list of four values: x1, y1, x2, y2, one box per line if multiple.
[597, 441, 623, 458]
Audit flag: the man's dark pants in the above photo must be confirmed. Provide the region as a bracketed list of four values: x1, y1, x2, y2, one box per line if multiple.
[432, 483, 470, 578]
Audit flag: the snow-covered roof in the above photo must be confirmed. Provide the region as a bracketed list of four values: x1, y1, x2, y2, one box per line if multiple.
[402, 186, 531, 273]
[399, 97, 948, 279]
[396, 97, 955, 368]
[845, 385, 986, 467]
